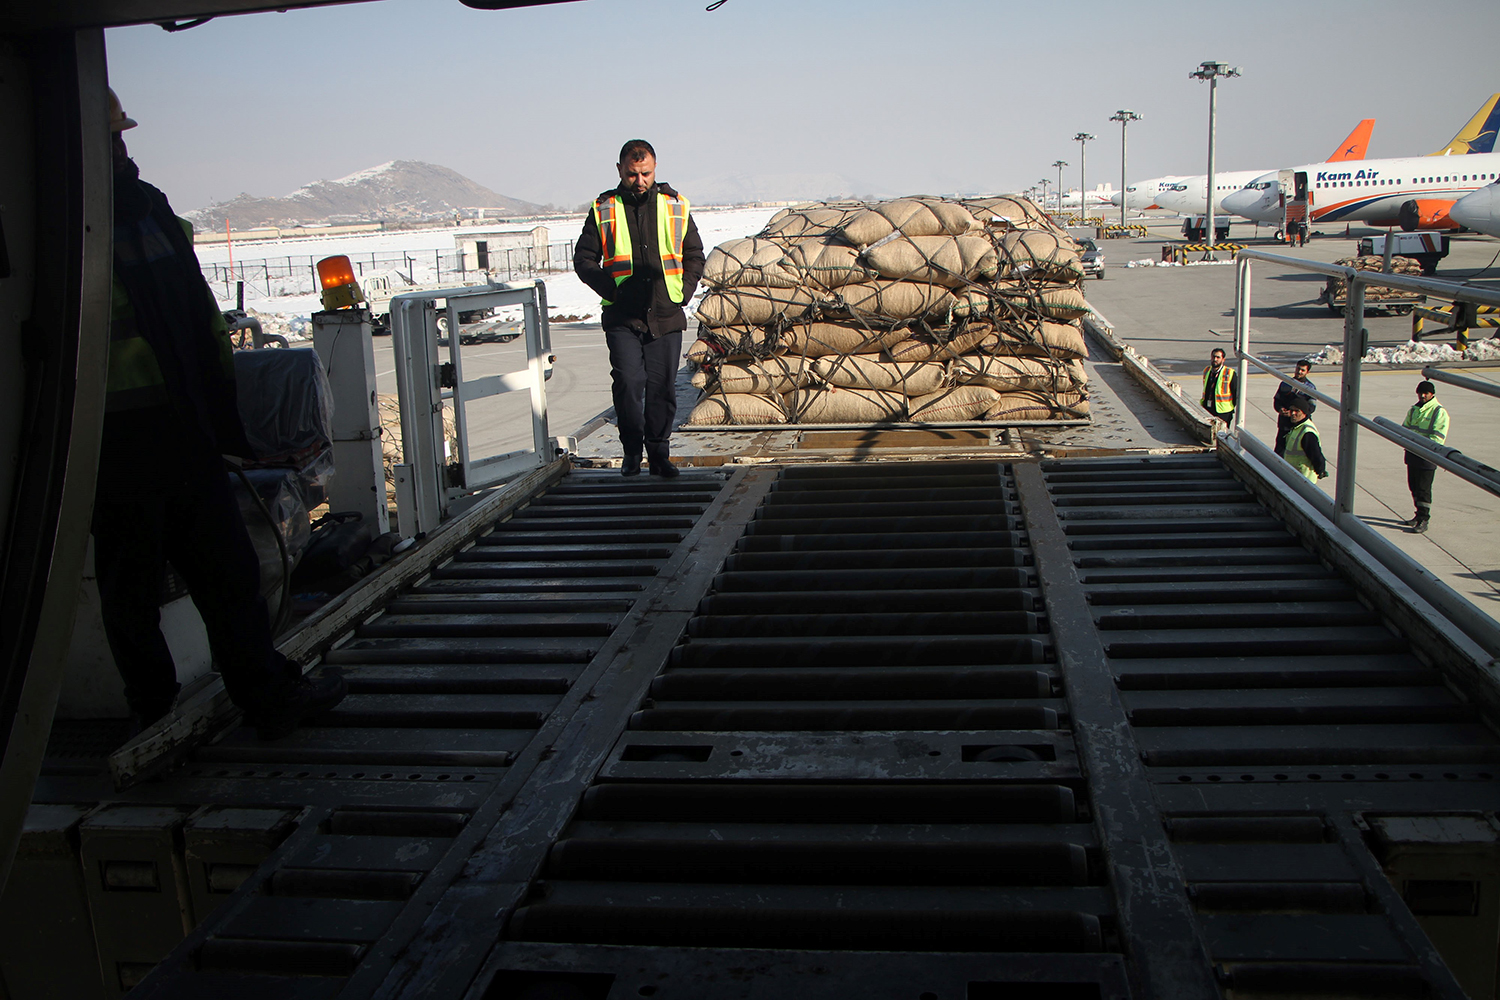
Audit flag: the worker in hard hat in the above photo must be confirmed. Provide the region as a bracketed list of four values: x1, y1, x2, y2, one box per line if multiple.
[94, 88, 346, 738]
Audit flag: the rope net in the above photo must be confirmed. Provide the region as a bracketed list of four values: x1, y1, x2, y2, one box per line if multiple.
[686, 195, 1093, 426]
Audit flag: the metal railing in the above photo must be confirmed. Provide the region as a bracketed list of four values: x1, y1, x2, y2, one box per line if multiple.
[1230, 248, 1500, 654]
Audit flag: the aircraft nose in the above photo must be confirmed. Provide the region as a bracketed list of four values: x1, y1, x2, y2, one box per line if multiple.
[1109, 192, 1123, 207]
[1450, 184, 1498, 234]
[1221, 189, 1256, 216]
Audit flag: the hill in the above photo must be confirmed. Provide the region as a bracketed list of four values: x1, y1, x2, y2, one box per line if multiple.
[185, 161, 548, 230]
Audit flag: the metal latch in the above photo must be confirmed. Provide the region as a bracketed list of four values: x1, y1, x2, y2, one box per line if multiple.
[439, 362, 456, 388]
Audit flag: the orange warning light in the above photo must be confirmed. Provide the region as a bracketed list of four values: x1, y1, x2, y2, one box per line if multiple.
[316, 255, 365, 310]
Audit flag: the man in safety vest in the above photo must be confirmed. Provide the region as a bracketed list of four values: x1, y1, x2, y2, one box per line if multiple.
[1274, 396, 1326, 483]
[1400, 379, 1449, 534]
[574, 139, 705, 478]
[98, 90, 345, 738]
[1201, 347, 1238, 426]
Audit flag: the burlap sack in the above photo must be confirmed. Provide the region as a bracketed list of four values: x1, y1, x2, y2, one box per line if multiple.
[779, 322, 912, 358]
[884, 324, 995, 363]
[984, 391, 1090, 421]
[965, 285, 1090, 323]
[827, 281, 957, 323]
[964, 196, 1044, 228]
[703, 238, 800, 289]
[840, 198, 977, 245]
[691, 356, 808, 395]
[907, 385, 1001, 421]
[786, 241, 879, 289]
[952, 355, 1081, 393]
[810, 354, 947, 395]
[685, 392, 788, 426]
[985, 320, 1089, 360]
[761, 205, 863, 241]
[1000, 230, 1083, 281]
[861, 235, 999, 287]
[697, 286, 816, 328]
[786, 386, 907, 423]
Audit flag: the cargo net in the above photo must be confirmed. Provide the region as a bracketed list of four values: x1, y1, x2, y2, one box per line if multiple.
[686, 195, 1092, 426]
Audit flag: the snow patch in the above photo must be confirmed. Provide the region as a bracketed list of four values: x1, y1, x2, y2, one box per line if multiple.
[1306, 338, 1500, 366]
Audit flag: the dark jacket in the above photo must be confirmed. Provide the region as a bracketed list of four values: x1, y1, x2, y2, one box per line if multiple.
[1273, 375, 1316, 414]
[573, 181, 705, 338]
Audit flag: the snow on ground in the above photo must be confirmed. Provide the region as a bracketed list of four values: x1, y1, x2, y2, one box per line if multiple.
[205, 205, 779, 331]
[1307, 338, 1500, 366]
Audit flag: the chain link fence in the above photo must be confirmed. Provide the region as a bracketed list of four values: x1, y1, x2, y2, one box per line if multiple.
[203, 241, 577, 301]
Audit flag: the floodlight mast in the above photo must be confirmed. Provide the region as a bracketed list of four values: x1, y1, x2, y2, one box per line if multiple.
[1110, 110, 1142, 228]
[1052, 160, 1068, 213]
[1190, 61, 1241, 258]
[1074, 134, 1094, 222]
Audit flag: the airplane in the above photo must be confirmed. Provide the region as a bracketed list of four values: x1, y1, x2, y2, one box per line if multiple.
[1115, 119, 1374, 214]
[1222, 95, 1500, 230]
[1450, 179, 1500, 238]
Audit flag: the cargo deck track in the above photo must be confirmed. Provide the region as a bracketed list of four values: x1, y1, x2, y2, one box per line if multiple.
[15, 455, 1499, 1000]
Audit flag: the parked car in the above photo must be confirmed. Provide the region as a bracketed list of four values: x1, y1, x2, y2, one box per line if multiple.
[1078, 238, 1105, 279]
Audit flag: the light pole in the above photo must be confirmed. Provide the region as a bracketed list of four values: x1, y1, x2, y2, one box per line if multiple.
[1074, 133, 1094, 221]
[1190, 60, 1241, 256]
[1052, 160, 1067, 213]
[1109, 110, 1142, 228]
[1038, 178, 1049, 209]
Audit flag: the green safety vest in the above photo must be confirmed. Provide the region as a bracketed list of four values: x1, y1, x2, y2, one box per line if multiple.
[1402, 398, 1449, 446]
[1283, 418, 1321, 483]
[107, 216, 233, 414]
[593, 190, 691, 306]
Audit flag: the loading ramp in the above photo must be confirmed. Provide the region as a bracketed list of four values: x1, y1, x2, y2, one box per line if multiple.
[12, 453, 1500, 1000]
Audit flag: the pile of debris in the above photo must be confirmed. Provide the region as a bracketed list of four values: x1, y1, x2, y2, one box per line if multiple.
[685, 195, 1092, 426]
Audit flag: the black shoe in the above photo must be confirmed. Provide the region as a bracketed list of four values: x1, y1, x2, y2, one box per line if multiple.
[650, 459, 680, 479]
[621, 454, 642, 477]
[1411, 519, 1430, 534]
[255, 670, 347, 740]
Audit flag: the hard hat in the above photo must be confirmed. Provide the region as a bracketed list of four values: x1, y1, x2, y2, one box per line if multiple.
[108, 88, 137, 133]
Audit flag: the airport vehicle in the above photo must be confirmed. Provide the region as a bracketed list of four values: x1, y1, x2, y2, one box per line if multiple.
[1076, 237, 1104, 278]
[1180, 215, 1231, 241]
[6, 6, 1500, 1000]
[1356, 232, 1451, 275]
[1222, 95, 1500, 231]
[362, 271, 492, 334]
[1451, 179, 1500, 237]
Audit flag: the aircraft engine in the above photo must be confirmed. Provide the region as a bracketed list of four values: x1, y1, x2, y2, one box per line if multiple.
[1399, 199, 1457, 232]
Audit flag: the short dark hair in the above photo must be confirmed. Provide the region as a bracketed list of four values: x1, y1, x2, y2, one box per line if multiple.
[1295, 359, 1311, 370]
[619, 139, 656, 164]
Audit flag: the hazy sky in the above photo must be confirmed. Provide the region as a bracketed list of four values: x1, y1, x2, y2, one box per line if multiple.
[106, 0, 1499, 212]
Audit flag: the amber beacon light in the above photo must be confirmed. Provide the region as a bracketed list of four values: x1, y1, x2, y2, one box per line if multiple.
[316, 255, 366, 311]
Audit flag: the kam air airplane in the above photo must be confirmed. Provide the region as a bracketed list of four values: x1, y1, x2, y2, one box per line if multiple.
[1450, 178, 1500, 238]
[1222, 95, 1500, 230]
[1113, 119, 1373, 214]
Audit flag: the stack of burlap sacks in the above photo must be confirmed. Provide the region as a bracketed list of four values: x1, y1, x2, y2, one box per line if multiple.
[1327, 255, 1424, 306]
[685, 195, 1091, 426]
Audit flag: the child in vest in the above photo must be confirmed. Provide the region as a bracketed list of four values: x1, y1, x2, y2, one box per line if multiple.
[1275, 396, 1326, 482]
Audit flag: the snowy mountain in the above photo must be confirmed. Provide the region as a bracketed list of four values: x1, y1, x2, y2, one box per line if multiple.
[185, 161, 548, 230]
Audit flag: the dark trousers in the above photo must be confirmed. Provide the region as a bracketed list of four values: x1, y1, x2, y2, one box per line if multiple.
[1407, 462, 1436, 517]
[92, 458, 294, 717]
[606, 326, 682, 463]
[1275, 413, 1293, 452]
[1206, 406, 1235, 427]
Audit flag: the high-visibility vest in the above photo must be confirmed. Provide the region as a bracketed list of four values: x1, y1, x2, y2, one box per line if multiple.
[107, 215, 233, 414]
[592, 190, 691, 306]
[1202, 364, 1235, 413]
[1402, 398, 1449, 446]
[1283, 419, 1321, 482]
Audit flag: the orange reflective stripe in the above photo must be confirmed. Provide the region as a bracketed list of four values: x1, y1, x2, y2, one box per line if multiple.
[595, 195, 633, 282]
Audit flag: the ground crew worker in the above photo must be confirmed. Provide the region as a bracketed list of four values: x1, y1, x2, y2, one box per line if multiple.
[573, 139, 705, 478]
[1274, 396, 1327, 483]
[97, 90, 346, 738]
[1273, 360, 1317, 452]
[1201, 347, 1238, 426]
[1400, 379, 1449, 533]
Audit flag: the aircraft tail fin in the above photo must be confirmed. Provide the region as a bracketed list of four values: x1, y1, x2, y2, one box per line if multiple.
[1428, 94, 1500, 155]
[1326, 119, 1374, 161]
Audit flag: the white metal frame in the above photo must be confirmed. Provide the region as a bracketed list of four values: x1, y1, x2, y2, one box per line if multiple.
[1231, 248, 1500, 654]
[389, 280, 553, 534]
